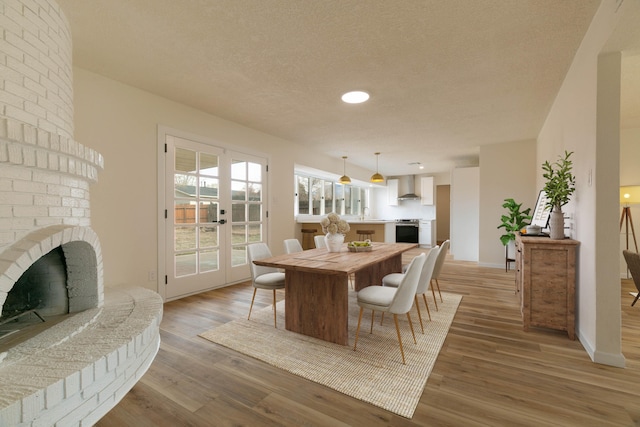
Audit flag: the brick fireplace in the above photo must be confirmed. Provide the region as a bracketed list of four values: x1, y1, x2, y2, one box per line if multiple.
[0, 0, 162, 425]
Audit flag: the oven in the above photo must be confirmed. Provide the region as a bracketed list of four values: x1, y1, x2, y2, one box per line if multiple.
[395, 219, 419, 243]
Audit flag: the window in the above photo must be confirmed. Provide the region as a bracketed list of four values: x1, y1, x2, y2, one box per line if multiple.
[295, 174, 368, 217]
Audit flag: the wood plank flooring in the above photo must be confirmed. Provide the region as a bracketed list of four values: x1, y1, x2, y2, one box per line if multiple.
[96, 249, 640, 426]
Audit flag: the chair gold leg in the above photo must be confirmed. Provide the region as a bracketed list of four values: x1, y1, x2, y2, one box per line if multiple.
[369, 309, 375, 334]
[435, 278, 443, 302]
[353, 307, 364, 351]
[380, 311, 385, 325]
[248, 287, 257, 320]
[272, 289, 277, 328]
[406, 312, 417, 344]
[430, 280, 439, 311]
[414, 296, 424, 334]
[393, 314, 406, 365]
[422, 294, 432, 321]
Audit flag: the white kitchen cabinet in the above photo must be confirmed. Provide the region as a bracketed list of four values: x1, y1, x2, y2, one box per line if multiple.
[387, 178, 399, 206]
[421, 176, 434, 205]
[419, 220, 435, 247]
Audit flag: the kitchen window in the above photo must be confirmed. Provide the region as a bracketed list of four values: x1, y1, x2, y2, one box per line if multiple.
[295, 174, 368, 217]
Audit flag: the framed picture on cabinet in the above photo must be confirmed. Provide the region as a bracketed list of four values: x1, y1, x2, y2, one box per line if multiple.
[531, 190, 551, 229]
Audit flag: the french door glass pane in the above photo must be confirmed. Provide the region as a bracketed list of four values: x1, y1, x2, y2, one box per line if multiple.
[199, 201, 218, 224]
[248, 224, 261, 243]
[231, 160, 246, 180]
[232, 246, 246, 267]
[232, 225, 247, 244]
[248, 162, 261, 181]
[199, 153, 218, 176]
[199, 249, 218, 273]
[232, 181, 246, 200]
[199, 226, 217, 248]
[232, 203, 246, 222]
[248, 204, 261, 221]
[175, 201, 196, 224]
[175, 174, 196, 199]
[175, 226, 196, 250]
[175, 252, 196, 277]
[175, 148, 196, 172]
[248, 183, 261, 201]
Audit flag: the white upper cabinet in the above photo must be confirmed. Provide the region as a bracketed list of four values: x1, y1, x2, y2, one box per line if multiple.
[421, 176, 434, 205]
[387, 178, 399, 206]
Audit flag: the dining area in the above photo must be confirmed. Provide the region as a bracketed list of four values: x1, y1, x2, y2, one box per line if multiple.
[250, 240, 419, 346]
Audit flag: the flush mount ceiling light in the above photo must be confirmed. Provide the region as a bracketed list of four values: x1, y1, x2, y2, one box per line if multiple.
[370, 152, 384, 183]
[339, 156, 351, 184]
[341, 91, 370, 104]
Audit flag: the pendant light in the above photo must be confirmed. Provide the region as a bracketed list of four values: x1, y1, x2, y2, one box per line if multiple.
[370, 152, 384, 183]
[339, 156, 351, 184]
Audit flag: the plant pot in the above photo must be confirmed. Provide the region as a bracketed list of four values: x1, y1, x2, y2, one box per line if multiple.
[549, 208, 565, 240]
[324, 233, 345, 252]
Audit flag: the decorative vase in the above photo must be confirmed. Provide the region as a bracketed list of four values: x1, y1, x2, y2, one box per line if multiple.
[549, 208, 565, 240]
[324, 233, 345, 252]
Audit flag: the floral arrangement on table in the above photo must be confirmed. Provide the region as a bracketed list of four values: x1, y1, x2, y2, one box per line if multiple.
[320, 213, 350, 252]
[320, 212, 350, 235]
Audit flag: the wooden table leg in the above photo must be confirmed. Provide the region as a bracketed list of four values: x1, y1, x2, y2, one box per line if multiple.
[284, 270, 349, 345]
[353, 254, 402, 291]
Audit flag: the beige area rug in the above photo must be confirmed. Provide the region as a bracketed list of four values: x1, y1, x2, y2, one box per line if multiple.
[199, 291, 462, 419]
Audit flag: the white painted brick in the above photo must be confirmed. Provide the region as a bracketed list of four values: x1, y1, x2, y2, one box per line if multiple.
[8, 142, 24, 164]
[48, 206, 70, 218]
[23, 145, 36, 166]
[32, 170, 60, 185]
[6, 104, 39, 128]
[45, 379, 64, 410]
[0, 400, 21, 426]
[47, 183, 70, 197]
[13, 205, 47, 218]
[0, 162, 31, 180]
[14, 178, 46, 194]
[0, 38, 25, 63]
[64, 372, 80, 399]
[21, 389, 45, 423]
[33, 194, 60, 206]
[34, 216, 63, 227]
[0, 143, 8, 163]
[0, 191, 33, 205]
[36, 149, 47, 168]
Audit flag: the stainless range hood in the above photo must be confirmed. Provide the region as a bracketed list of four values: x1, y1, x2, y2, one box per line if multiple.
[398, 175, 420, 200]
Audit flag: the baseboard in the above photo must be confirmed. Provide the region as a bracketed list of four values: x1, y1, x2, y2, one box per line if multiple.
[578, 329, 626, 368]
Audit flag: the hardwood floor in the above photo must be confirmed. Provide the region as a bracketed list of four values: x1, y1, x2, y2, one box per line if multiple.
[96, 250, 640, 426]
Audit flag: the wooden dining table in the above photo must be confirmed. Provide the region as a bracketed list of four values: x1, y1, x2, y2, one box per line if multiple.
[252, 242, 418, 345]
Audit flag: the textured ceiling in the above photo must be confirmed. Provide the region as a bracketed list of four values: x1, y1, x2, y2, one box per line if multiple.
[56, 0, 632, 176]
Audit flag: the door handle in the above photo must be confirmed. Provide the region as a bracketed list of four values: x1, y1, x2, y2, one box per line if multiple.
[218, 219, 227, 225]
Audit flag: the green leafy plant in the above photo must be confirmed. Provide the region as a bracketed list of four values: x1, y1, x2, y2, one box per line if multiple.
[498, 198, 532, 246]
[542, 150, 576, 211]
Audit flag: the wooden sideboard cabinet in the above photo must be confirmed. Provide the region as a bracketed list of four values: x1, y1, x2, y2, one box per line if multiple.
[515, 233, 579, 340]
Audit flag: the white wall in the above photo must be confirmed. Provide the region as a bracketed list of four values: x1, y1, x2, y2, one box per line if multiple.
[536, 0, 638, 367]
[478, 140, 537, 268]
[451, 167, 479, 261]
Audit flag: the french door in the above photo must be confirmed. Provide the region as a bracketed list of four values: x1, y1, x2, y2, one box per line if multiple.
[163, 132, 267, 300]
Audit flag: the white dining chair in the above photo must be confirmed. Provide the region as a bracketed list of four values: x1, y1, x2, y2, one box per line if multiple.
[353, 253, 426, 365]
[284, 238, 303, 254]
[431, 240, 450, 303]
[314, 235, 326, 249]
[381, 246, 439, 333]
[247, 243, 286, 328]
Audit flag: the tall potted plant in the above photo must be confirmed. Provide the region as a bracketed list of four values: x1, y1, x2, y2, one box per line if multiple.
[542, 150, 576, 240]
[498, 198, 532, 267]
